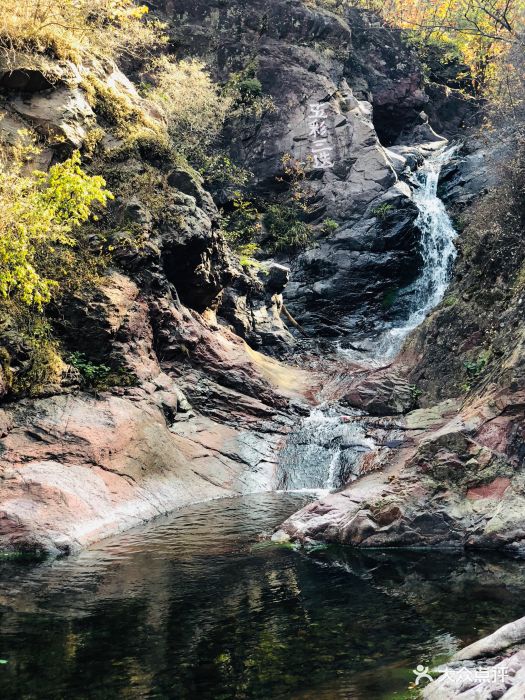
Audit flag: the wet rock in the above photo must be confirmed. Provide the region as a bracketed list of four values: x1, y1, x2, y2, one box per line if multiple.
[343, 371, 416, 416]
[423, 650, 525, 699]
[454, 617, 525, 661]
[438, 140, 509, 207]
[405, 399, 459, 430]
[165, 0, 453, 336]
[279, 392, 525, 551]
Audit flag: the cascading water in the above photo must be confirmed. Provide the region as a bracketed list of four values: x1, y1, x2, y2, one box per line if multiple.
[277, 407, 375, 494]
[280, 146, 459, 495]
[370, 146, 458, 360]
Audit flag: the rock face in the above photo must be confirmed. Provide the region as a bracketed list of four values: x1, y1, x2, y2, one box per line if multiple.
[422, 618, 525, 699]
[0, 265, 314, 554]
[0, 51, 312, 553]
[275, 55, 525, 555]
[0, 391, 286, 555]
[278, 383, 525, 551]
[163, 0, 472, 337]
[0, 0, 514, 559]
[10, 87, 95, 148]
[0, 87, 316, 553]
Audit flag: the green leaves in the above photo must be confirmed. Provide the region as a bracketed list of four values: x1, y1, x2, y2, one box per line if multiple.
[37, 151, 113, 229]
[263, 204, 314, 253]
[222, 194, 262, 265]
[0, 148, 112, 308]
[68, 352, 111, 388]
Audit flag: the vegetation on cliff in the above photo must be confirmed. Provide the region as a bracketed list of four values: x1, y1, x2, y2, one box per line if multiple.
[0, 0, 164, 65]
[0, 0, 523, 401]
[0, 144, 112, 308]
[315, 0, 524, 100]
[0, 0, 254, 393]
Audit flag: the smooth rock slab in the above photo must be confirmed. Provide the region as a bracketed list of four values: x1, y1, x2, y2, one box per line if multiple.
[0, 393, 282, 555]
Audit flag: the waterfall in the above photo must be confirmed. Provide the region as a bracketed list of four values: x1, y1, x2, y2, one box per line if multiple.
[277, 407, 375, 494]
[372, 147, 458, 359]
[279, 147, 458, 495]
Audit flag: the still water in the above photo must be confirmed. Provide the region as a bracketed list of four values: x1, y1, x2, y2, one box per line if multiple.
[1, 492, 524, 700]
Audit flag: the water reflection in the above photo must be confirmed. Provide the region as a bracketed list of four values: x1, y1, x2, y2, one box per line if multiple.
[0, 493, 524, 699]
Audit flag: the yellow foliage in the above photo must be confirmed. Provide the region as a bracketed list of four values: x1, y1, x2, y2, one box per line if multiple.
[0, 139, 113, 308]
[144, 57, 232, 158]
[377, 0, 522, 91]
[0, 0, 165, 66]
[314, 0, 525, 94]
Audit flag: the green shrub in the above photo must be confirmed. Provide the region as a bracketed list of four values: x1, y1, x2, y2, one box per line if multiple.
[67, 352, 136, 390]
[264, 204, 314, 253]
[3, 313, 64, 396]
[68, 352, 111, 388]
[409, 384, 423, 402]
[85, 78, 141, 130]
[321, 218, 338, 234]
[120, 130, 177, 167]
[462, 351, 491, 392]
[222, 195, 262, 266]
[239, 248, 267, 271]
[237, 78, 263, 101]
[372, 203, 394, 221]
[82, 127, 105, 158]
[197, 152, 251, 194]
[224, 61, 274, 117]
[0, 144, 112, 309]
[464, 353, 490, 377]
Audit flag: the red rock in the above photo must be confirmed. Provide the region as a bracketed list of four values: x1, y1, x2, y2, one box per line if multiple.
[467, 477, 511, 501]
[475, 417, 512, 453]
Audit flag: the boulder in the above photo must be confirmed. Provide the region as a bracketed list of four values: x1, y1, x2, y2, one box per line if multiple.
[423, 650, 525, 699]
[343, 371, 416, 415]
[11, 87, 95, 148]
[454, 617, 525, 661]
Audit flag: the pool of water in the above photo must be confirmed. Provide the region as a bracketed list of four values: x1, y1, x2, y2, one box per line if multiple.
[1, 492, 525, 700]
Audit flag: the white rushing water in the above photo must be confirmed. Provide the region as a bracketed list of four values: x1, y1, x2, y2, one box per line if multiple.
[280, 147, 458, 495]
[371, 146, 458, 360]
[277, 407, 375, 494]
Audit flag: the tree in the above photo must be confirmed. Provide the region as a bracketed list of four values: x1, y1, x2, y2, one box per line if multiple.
[0, 145, 112, 308]
[328, 0, 525, 93]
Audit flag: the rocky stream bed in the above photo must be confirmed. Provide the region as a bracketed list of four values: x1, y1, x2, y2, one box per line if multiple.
[0, 1, 524, 698]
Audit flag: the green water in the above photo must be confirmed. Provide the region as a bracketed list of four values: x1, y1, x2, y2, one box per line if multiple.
[0, 492, 524, 699]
